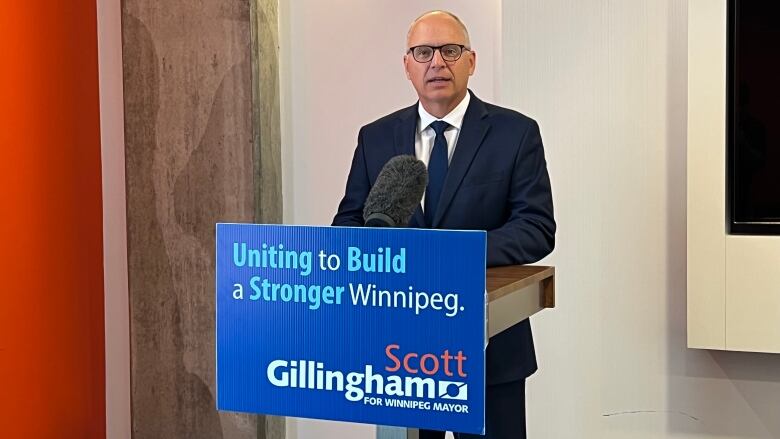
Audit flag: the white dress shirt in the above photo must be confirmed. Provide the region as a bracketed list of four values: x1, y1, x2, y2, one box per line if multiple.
[415, 92, 471, 210]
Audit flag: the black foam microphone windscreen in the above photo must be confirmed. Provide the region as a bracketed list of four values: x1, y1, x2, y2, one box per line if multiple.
[363, 155, 428, 227]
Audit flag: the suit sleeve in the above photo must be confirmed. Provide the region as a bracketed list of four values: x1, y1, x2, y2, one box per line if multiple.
[486, 120, 556, 266]
[332, 128, 370, 226]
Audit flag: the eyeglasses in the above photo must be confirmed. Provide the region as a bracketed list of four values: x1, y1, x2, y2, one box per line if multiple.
[407, 44, 470, 63]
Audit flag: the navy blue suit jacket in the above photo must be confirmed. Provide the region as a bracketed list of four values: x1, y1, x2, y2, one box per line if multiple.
[332, 91, 556, 384]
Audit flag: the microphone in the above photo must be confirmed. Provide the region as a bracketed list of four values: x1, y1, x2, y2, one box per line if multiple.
[363, 155, 428, 227]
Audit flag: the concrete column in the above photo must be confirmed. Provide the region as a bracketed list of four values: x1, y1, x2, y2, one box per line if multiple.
[122, 0, 282, 437]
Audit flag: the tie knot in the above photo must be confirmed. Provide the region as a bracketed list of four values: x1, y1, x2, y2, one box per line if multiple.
[429, 120, 450, 136]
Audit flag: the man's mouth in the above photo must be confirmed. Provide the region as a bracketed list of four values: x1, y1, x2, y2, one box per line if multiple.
[427, 77, 451, 84]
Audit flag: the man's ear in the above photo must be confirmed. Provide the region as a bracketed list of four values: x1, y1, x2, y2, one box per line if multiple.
[403, 54, 411, 79]
[468, 50, 476, 76]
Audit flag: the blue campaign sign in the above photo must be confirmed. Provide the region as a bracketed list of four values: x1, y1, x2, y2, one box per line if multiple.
[216, 224, 487, 434]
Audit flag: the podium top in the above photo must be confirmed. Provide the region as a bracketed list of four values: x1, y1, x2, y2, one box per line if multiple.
[486, 265, 555, 306]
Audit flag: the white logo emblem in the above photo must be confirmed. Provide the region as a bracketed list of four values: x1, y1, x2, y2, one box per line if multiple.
[438, 381, 468, 400]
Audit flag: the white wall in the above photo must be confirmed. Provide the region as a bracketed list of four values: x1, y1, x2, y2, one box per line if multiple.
[502, 1, 780, 438]
[281, 1, 780, 438]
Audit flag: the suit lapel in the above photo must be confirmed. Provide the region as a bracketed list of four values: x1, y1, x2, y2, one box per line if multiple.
[393, 104, 417, 156]
[432, 93, 490, 228]
[394, 104, 426, 228]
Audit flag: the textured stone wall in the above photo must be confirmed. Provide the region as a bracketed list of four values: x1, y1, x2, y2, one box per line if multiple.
[122, 0, 281, 437]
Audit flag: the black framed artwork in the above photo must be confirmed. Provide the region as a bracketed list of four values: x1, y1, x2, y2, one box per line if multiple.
[727, 0, 780, 234]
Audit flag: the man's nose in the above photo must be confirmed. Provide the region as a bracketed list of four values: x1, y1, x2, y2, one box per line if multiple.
[430, 48, 447, 67]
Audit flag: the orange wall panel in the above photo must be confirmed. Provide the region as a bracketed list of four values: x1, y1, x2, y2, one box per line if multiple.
[0, 2, 106, 438]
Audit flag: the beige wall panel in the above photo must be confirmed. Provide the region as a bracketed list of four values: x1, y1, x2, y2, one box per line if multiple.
[726, 236, 780, 352]
[688, 0, 780, 354]
[686, 0, 727, 349]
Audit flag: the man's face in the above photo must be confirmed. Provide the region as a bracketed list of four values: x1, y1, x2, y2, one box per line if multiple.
[404, 14, 476, 110]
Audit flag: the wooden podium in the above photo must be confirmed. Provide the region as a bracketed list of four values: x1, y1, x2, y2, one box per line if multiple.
[378, 265, 556, 439]
[486, 265, 555, 337]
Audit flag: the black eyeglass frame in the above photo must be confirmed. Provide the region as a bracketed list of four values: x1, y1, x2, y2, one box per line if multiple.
[407, 44, 471, 63]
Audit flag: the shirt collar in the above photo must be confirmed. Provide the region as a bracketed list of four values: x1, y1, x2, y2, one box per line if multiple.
[417, 91, 471, 133]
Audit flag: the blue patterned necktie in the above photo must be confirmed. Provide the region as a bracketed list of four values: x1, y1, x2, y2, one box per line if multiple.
[425, 120, 450, 226]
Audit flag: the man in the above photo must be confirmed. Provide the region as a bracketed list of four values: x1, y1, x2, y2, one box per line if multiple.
[332, 10, 555, 439]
